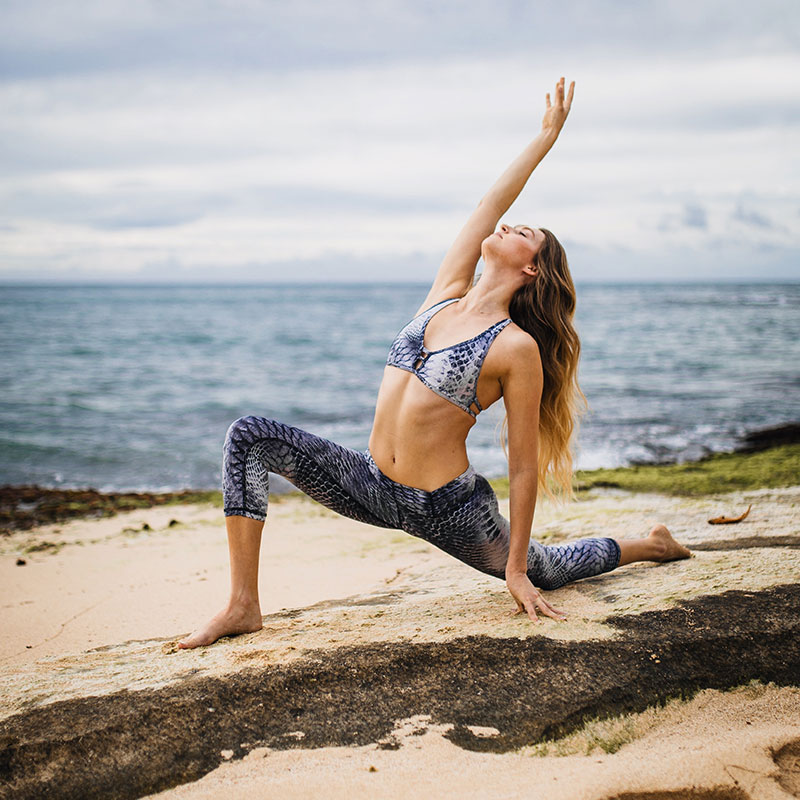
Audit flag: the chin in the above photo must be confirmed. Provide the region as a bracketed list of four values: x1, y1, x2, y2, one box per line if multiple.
[482, 234, 498, 252]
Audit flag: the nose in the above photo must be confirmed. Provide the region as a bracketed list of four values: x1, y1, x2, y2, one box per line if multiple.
[500, 223, 510, 234]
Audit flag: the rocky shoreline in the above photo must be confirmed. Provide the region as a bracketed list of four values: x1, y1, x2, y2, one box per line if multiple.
[0, 486, 222, 534]
[2, 584, 799, 800]
[2, 423, 798, 534]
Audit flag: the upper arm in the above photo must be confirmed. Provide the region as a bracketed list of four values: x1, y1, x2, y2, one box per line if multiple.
[502, 334, 543, 474]
[414, 198, 502, 315]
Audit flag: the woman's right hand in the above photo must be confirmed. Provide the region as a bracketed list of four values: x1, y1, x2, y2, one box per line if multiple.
[541, 76, 575, 136]
[506, 571, 568, 623]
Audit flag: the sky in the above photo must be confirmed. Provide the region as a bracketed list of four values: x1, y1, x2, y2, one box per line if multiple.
[0, 0, 798, 284]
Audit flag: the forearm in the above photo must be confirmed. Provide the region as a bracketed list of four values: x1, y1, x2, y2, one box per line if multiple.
[505, 469, 538, 576]
[482, 128, 560, 216]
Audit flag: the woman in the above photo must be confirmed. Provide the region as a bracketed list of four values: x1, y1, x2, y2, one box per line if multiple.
[179, 76, 690, 649]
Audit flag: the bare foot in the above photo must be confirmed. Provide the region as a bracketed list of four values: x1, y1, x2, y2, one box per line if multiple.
[178, 603, 263, 649]
[648, 524, 692, 562]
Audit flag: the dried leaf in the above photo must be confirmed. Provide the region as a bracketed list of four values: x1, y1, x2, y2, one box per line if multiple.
[708, 504, 752, 525]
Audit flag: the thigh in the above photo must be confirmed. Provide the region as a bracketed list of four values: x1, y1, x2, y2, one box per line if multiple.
[224, 415, 397, 528]
[399, 475, 618, 590]
[400, 474, 511, 580]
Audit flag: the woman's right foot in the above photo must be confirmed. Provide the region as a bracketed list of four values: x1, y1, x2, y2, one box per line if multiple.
[648, 524, 692, 562]
[178, 603, 263, 649]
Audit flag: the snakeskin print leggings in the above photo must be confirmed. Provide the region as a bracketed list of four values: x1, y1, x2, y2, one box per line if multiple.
[222, 415, 621, 591]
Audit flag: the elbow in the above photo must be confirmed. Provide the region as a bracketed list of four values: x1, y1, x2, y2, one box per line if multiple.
[479, 194, 503, 216]
[509, 467, 539, 483]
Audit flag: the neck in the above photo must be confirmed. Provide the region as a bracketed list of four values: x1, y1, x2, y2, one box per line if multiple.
[459, 266, 528, 316]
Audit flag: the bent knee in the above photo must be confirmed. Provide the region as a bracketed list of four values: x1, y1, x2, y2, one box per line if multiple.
[225, 415, 278, 442]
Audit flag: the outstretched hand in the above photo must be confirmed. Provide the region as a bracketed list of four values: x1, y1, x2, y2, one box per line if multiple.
[506, 572, 568, 624]
[541, 76, 575, 135]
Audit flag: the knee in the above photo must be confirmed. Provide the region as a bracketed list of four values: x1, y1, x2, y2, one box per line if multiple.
[225, 415, 275, 444]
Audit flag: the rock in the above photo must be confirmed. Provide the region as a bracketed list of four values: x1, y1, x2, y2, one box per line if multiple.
[736, 422, 800, 453]
[1, 584, 798, 800]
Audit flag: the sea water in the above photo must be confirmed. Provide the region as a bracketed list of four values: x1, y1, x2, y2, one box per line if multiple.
[0, 283, 797, 492]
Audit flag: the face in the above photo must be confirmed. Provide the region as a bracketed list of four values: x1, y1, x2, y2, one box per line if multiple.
[483, 223, 545, 273]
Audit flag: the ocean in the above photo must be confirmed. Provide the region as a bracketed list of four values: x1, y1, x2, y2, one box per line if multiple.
[1, 283, 797, 493]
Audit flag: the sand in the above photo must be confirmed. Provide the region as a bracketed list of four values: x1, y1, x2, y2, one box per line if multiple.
[1, 485, 799, 799]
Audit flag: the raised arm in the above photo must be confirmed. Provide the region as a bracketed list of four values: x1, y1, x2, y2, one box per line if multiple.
[416, 77, 575, 313]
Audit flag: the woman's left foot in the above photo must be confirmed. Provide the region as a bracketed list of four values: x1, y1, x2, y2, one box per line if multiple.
[648, 524, 692, 562]
[178, 602, 263, 649]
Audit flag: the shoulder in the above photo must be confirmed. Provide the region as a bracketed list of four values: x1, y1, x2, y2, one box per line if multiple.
[492, 322, 543, 390]
[496, 324, 543, 409]
[495, 322, 541, 363]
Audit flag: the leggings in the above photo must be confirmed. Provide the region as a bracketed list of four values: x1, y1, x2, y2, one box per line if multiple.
[222, 415, 621, 591]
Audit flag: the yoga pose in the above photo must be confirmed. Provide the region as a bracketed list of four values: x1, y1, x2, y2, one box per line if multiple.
[180, 77, 690, 649]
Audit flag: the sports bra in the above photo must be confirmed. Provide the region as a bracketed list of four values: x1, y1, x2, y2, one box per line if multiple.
[385, 298, 512, 418]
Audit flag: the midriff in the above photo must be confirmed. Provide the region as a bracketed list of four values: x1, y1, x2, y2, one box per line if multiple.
[368, 365, 482, 491]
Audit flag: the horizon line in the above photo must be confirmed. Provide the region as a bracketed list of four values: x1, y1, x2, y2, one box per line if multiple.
[2, 278, 800, 289]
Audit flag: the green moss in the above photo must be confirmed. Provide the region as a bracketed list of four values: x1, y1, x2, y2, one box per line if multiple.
[161, 490, 224, 508]
[575, 444, 800, 496]
[489, 444, 800, 498]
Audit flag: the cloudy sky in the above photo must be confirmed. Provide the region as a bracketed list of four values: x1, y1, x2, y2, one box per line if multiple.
[0, 0, 798, 284]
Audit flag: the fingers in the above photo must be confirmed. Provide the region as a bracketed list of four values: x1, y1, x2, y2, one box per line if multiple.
[511, 599, 568, 622]
[507, 574, 569, 623]
[542, 605, 568, 622]
[523, 601, 541, 624]
[552, 77, 575, 113]
[565, 80, 575, 111]
[542, 594, 568, 620]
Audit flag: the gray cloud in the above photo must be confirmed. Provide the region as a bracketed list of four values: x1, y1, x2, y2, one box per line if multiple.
[731, 200, 773, 229]
[0, 0, 797, 79]
[656, 201, 709, 232]
[0, 1, 798, 283]
[0, 183, 456, 232]
[683, 203, 708, 229]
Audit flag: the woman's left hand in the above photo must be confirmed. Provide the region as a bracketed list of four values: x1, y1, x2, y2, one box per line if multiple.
[506, 571, 568, 623]
[541, 76, 575, 135]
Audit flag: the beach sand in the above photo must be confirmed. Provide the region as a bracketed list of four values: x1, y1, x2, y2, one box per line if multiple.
[2, 485, 799, 799]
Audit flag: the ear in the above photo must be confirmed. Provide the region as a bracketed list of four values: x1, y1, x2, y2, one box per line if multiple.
[523, 263, 538, 279]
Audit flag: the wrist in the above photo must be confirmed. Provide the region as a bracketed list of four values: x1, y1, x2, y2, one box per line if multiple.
[538, 126, 560, 144]
[505, 566, 528, 579]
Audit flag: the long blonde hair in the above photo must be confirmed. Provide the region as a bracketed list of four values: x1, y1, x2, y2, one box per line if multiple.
[500, 228, 587, 502]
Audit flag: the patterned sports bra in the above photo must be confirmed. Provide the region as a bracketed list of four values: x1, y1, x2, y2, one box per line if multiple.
[385, 298, 512, 418]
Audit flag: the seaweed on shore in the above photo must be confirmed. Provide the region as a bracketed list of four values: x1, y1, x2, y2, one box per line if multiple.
[487, 443, 800, 500]
[0, 486, 223, 534]
[571, 443, 800, 498]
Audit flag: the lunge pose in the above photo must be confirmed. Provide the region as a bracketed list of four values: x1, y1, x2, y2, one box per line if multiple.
[180, 77, 690, 649]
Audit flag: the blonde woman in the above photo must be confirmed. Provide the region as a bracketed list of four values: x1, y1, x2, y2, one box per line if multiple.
[180, 77, 690, 649]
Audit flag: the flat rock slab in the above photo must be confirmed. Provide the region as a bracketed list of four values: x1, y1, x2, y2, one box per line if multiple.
[1, 583, 799, 800]
[1, 485, 798, 799]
